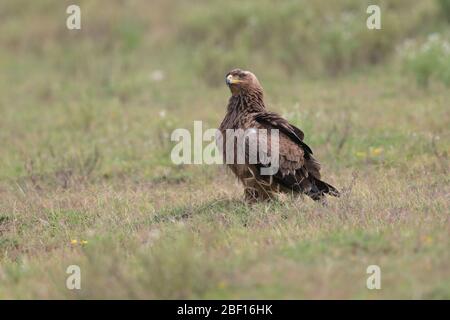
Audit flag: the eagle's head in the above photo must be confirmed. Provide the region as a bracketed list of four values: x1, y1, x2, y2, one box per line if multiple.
[225, 69, 262, 96]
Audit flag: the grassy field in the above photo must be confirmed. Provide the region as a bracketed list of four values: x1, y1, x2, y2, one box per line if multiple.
[0, 0, 449, 299]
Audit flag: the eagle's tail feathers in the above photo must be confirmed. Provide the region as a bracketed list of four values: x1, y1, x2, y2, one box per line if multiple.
[307, 178, 340, 201]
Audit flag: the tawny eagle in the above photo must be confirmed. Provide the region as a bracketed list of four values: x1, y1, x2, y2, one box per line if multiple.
[218, 68, 339, 203]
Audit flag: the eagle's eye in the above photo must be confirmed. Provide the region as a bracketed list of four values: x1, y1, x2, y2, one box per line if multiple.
[237, 71, 247, 78]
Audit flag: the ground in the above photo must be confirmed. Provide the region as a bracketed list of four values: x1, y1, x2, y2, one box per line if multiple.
[0, 0, 449, 299]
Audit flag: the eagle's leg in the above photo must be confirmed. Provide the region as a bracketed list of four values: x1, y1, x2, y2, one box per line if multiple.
[243, 182, 275, 203]
[232, 165, 274, 203]
[244, 187, 273, 203]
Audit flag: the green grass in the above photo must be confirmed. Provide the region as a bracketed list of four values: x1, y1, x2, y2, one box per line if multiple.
[0, 0, 449, 299]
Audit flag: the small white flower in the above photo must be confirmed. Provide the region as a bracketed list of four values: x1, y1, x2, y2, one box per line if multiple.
[150, 70, 165, 82]
[427, 33, 440, 43]
[442, 41, 450, 55]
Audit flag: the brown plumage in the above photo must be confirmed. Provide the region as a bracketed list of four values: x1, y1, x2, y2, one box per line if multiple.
[218, 68, 339, 203]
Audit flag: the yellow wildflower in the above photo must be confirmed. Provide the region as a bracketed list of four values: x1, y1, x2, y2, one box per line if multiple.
[217, 280, 227, 289]
[371, 147, 383, 156]
[423, 236, 433, 245]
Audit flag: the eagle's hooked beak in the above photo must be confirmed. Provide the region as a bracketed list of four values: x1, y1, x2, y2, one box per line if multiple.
[226, 74, 241, 86]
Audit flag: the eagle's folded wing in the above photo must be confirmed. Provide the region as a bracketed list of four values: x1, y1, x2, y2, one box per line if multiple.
[253, 112, 313, 155]
[243, 113, 324, 193]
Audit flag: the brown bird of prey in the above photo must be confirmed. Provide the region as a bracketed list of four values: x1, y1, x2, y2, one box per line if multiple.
[218, 68, 339, 203]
